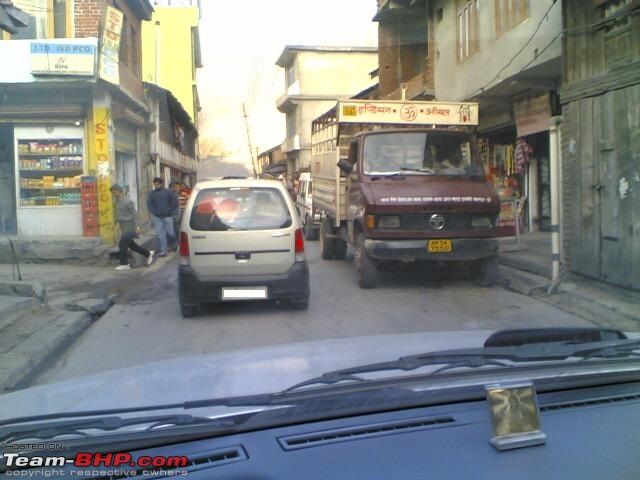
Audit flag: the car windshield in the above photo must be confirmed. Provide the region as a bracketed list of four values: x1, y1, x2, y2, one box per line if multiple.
[363, 132, 476, 176]
[190, 187, 291, 231]
[0, 1, 639, 475]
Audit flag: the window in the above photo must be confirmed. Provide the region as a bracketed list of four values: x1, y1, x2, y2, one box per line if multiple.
[119, 16, 128, 66]
[286, 66, 296, 87]
[600, 0, 633, 67]
[457, 0, 480, 61]
[53, 0, 68, 38]
[10, 0, 48, 39]
[495, 0, 530, 36]
[130, 26, 139, 75]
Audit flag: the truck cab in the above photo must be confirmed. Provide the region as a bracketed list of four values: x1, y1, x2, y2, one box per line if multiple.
[312, 100, 500, 289]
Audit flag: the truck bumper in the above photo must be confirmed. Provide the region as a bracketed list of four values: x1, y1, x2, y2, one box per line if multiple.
[365, 238, 498, 262]
[179, 262, 310, 304]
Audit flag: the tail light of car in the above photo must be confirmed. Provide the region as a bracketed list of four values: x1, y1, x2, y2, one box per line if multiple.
[295, 228, 305, 262]
[179, 232, 190, 264]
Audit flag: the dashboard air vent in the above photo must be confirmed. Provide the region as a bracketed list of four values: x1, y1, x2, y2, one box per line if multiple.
[279, 416, 455, 451]
[541, 393, 640, 412]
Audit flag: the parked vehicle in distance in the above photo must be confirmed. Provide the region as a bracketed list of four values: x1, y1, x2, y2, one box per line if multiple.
[178, 178, 310, 317]
[311, 99, 500, 289]
[295, 172, 320, 240]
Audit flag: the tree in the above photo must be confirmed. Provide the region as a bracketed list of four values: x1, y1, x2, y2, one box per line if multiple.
[199, 136, 228, 159]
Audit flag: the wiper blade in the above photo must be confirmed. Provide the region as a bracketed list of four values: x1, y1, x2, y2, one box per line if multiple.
[400, 167, 436, 174]
[0, 414, 234, 444]
[284, 339, 640, 392]
[370, 173, 405, 180]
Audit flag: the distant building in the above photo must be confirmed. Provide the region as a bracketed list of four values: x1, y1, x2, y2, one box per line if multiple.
[257, 145, 286, 178]
[275, 45, 378, 173]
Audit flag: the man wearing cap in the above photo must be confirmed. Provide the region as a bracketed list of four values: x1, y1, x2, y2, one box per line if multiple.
[110, 184, 154, 271]
[147, 177, 179, 257]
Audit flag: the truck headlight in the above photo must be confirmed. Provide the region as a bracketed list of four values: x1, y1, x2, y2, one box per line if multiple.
[471, 215, 493, 228]
[378, 215, 401, 229]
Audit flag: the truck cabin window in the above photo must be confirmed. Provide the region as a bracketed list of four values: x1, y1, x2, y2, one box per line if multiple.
[363, 132, 476, 176]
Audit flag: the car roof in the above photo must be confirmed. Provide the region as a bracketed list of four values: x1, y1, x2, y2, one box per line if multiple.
[192, 178, 287, 191]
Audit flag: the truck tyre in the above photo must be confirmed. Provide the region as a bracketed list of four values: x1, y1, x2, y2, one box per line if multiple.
[334, 238, 348, 260]
[471, 255, 498, 287]
[355, 232, 377, 288]
[304, 215, 319, 241]
[320, 218, 335, 260]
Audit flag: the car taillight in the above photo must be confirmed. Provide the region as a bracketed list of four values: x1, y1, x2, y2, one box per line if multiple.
[294, 228, 305, 262]
[295, 228, 304, 253]
[179, 231, 190, 256]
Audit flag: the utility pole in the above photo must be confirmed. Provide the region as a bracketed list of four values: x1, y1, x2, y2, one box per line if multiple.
[242, 103, 258, 177]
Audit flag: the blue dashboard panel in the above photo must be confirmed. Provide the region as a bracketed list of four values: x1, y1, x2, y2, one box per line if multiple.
[26, 382, 640, 480]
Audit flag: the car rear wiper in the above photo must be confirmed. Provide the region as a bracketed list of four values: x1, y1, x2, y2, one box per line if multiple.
[0, 413, 237, 444]
[283, 339, 640, 391]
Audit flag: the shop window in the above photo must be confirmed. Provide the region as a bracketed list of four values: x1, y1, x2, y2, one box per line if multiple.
[457, 0, 480, 62]
[495, 0, 530, 37]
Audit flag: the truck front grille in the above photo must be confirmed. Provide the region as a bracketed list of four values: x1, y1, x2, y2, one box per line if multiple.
[400, 213, 472, 231]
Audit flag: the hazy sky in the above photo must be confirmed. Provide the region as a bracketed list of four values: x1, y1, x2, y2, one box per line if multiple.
[197, 0, 379, 167]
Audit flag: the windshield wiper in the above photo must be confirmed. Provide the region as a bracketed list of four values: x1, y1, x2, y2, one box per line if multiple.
[0, 414, 235, 444]
[400, 167, 436, 174]
[284, 339, 640, 391]
[370, 173, 405, 181]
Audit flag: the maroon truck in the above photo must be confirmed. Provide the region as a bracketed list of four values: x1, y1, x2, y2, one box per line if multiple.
[311, 100, 500, 288]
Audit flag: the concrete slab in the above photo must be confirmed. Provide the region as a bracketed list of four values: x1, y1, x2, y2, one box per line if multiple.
[0, 296, 44, 332]
[0, 308, 92, 393]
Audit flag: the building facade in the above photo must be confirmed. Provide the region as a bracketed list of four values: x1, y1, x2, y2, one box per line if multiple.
[257, 144, 286, 178]
[276, 46, 378, 173]
[0, 0, 153, 245]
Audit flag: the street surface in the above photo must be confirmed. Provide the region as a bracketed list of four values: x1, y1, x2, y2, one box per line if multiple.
[32, 242, 590, 386]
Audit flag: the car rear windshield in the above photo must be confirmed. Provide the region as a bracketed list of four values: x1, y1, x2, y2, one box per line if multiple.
[190, 187, 292, 231]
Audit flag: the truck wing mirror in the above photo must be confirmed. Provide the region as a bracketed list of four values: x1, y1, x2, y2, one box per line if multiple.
[337, 158, 353, 174]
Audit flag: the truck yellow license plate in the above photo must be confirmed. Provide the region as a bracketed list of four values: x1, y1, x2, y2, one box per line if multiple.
[428, 239, 452, 253]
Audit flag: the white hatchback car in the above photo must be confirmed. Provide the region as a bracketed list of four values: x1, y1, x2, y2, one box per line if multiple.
[178, 178, 310, 317]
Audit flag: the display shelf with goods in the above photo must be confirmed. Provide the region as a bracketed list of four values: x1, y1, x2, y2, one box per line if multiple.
[17, 139, 84, 207]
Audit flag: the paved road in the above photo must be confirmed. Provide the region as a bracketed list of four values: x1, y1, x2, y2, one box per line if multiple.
[32, 242, 591, 386]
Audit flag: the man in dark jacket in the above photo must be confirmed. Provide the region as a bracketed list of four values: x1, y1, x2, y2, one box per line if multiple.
[147, 177, 179, 256]
[111, 184, 154, 271]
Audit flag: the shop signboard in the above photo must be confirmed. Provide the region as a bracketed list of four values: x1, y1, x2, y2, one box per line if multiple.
[98, 6, 123, 86]
[337, 100, 479, 126]
[31, 42, 96, 76]
[514, 93, 551, 138]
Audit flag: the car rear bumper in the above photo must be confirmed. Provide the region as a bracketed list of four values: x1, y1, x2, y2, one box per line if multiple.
[179, 261, 310, 304]
[365, 237, 499, 261]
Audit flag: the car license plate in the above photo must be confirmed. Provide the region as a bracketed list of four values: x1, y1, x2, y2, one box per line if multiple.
[222, 287, 268, 300]
[428, 239, 452, 253]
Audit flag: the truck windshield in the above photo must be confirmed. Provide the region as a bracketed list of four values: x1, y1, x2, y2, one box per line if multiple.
[363, 132, 477, 176]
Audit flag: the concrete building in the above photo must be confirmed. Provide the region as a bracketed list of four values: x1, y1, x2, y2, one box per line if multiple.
[0, 0, 153, 245]
[275, 45, 378, 173]
[141, 0, 202, 126]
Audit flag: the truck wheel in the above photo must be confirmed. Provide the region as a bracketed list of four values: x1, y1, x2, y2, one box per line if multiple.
[334, 238, 348, 260]
[320, 218, 335, 260]
[471, 256, 498, 287]
[304, 216, 319, 241]
[355, 232, 377, 288]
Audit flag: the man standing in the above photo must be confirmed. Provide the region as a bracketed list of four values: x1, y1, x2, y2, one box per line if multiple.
[147, 177, 178, 257]
[110, 184, 154, 271]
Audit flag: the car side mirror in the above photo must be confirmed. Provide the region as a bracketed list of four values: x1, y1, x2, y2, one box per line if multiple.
[337, 158, 353, 174]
